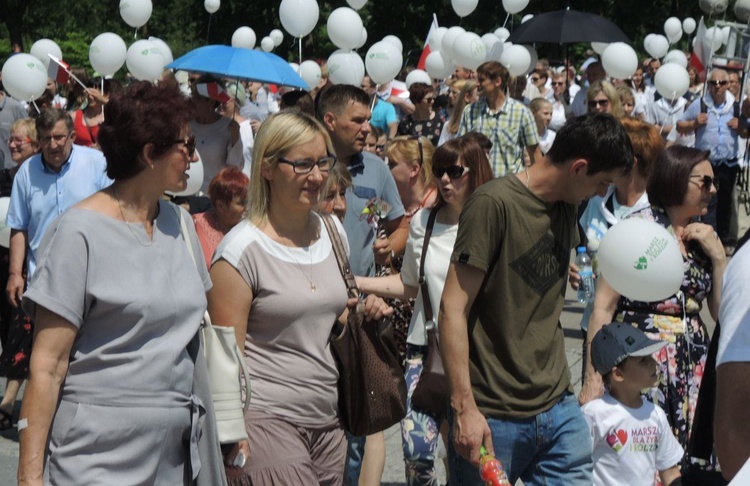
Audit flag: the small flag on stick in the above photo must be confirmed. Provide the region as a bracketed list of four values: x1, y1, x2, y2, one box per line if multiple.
[196, 82, 231, 103]
[47, 54, 87, 90]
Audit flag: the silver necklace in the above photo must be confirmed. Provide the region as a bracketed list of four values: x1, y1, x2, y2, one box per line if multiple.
[112, 188, 155, 247]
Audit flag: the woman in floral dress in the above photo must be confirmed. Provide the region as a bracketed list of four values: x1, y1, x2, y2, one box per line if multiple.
[581, 146, 726, 470]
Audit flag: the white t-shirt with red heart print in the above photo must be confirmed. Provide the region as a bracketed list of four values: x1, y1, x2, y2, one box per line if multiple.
[582, 392, 684, 486]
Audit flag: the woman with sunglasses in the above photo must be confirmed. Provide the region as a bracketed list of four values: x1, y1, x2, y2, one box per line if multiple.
[18, 81, 230, 485]
[207, 111, 390, 484]
[549, 73, 571, 132]
[398, 83, 446, 147]
[356, 135, 493, 485]
[586, 81, 624, 119]
[580, 146, 726, 470]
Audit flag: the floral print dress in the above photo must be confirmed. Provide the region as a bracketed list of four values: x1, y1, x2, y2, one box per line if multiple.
[614, 206, 713, 466]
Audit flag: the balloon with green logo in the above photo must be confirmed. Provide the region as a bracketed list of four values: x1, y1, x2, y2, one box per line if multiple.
[1, 54, 47, 102]
[597, 218, 684, 302]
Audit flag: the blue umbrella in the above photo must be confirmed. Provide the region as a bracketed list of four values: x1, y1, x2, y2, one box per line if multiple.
[167, 45, 309, 90]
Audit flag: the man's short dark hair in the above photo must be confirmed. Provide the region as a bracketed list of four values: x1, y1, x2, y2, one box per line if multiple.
[36, 108, 74, 135]
[315, 84, 370, 121]
[546, 113, 634, 176]
[476, 61, 509, 91]
[647, 146, 710, 208]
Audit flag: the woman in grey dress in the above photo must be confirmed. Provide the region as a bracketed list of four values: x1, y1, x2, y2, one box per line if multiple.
[17, 81, 235, 486]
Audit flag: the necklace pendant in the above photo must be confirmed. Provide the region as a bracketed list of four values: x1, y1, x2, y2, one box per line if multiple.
[310, 282, 317, 292]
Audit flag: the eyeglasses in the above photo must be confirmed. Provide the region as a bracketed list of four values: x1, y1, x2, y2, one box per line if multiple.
[530, 77, 540, 82]
[690, 174, 717, 191]
[278, 155, 337, 174]
[709, 80, 729, 87]
[434, 165, 470, 179]
[588, 99, 610, 108]
[551, 81, 565, 86]
[7, 137, 32, 146]
[173, 135, 197, 158]
[39, 132, 72, 144]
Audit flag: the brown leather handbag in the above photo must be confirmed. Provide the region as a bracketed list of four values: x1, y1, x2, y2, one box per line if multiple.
[409, 208, 450, 418]
[322, 214, 407, 437]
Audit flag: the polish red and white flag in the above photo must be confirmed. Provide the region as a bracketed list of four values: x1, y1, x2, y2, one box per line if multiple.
[417, 14, 439, 71]
[47, 54, 71, 85]
[196, 82, 231, 103]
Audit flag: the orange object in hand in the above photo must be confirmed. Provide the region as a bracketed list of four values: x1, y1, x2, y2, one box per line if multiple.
[479, 445, 511, 486]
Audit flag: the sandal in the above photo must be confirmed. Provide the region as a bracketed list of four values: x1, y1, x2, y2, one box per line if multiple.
[0, 409, 13, 431]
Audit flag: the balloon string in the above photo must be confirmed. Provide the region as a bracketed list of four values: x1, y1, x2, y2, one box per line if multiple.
[502, 13, 510, 29]
[371, 85, 379, 111]
[133, 28, 138, 40]
[32, 101, 40, 115]
[206, 14, 213, 45]
[298, 38, 302, 65]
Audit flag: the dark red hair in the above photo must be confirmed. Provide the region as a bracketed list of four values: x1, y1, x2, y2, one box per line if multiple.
[208, 167, 249, 206]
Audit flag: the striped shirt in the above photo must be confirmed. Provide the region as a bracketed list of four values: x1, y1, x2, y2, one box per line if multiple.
[458, 97, 539, 177]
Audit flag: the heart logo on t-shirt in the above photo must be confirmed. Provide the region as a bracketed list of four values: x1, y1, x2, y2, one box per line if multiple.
[605, 428, 628, 452]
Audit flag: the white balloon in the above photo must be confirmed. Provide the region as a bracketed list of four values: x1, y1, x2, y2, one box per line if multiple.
[721, 26, 731, 45]
[644, 33, 655, 52]
[654, 63, 689, 100]
[270, 29, 284, 47]
[126, 39, 165, 82]
[494, 27, 511, 42]
[90, 33, 127, 77]
[327, 7, 364, 51]
[260, 36, 275, 52]
[682, 17, 696, 35]
[699, 0, 728, 14]
[355, 27, 368, 49]
[204, 0, 220, 14]
[452, 0, 478, 18]
[428, 27, 447, 52]
[502, 0, 529, 15]
[521, 14, 534, 23]
[598, 219, 684, 302]
[166, 152, 204, 197]
[327, 49, 365, 86]
[424, 51, 454, 79]
[299, 60, 322, 89]
[667, 29, 682, 45]
[602, 42, 638, 80]
[346, 0, 367, 9]
[279, 0, 319, 38]
[664, 17, 682, 38]
[365, 41, 403, 84]
[646, 34, 669, 59]
[521, 45, 537, 75]
[499, 44, 531, 77]
[441, 26, 466, 64]
[705, 27, 725, 53]
[119, 0, 152, 28]
[405, 69, 431, 89]
[1, 54, 48, 102]
[484, 34, 504, 61]
[735, 0, 750, 22]
[591, 42, 609, 55]
[451, 32, 487, 70]
[148, 37, 173, 65]
[232, 27, 257, 49]
[30, 39, 62, 69]
[289, 62, 300, 73]
[664, 49, 688, 68]
[382, 35, 403, 53]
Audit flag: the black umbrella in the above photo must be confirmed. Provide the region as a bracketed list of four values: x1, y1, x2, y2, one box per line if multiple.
[507, 9, 630, 45]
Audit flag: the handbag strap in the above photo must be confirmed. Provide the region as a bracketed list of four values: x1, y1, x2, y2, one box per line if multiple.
[419, 208, 439, 327]
[320, 213, 359, 300]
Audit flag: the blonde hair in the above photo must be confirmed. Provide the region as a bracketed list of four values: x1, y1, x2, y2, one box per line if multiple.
[11, 118, 38, 144]
[385, 136, 435, 189]
[247, 111, 335, 225]
[529, 97, 552, 114]
[586, 81, 624, 118]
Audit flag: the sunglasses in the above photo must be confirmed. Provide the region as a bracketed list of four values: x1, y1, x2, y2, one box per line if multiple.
[551, 81, 565, 86]
[173, 135, 197, 158]
[709, 80, 729, 87]
[434, 165, 470, 179]
[530, 77, 540, 82]
[588, 99, 610, 108]
[278, 155, 337, 174]
[690, 174, 717, 191]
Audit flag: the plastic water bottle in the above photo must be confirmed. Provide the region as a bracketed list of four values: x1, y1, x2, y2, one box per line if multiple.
[575, 246, 595, 304]
[479, 445, 511, 486]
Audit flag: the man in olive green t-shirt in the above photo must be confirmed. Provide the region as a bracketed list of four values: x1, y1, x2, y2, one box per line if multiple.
[440, 113, 634, 485]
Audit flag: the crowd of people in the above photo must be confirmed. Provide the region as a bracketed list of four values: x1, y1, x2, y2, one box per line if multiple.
[0, 47, 748, 486]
